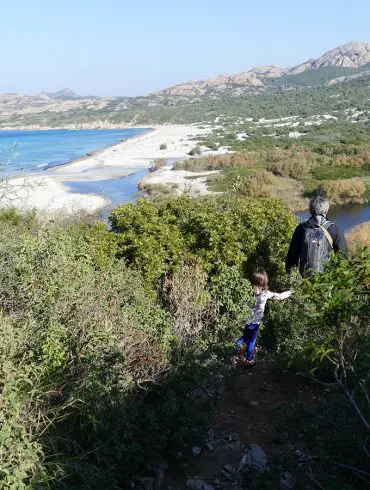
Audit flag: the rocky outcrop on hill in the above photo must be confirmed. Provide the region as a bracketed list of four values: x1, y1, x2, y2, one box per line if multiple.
[289, 41, 370, 74]
[155, 72, 264, 98]
[153, 41, 370, 99]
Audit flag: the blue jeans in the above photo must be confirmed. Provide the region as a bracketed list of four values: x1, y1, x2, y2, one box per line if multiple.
[235, 323, 260, 361]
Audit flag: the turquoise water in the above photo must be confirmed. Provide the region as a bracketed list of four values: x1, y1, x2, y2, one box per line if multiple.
[0, 128, 150, 174]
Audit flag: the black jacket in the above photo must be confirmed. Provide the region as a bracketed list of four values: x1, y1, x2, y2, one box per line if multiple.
[286, 218, 348, 274]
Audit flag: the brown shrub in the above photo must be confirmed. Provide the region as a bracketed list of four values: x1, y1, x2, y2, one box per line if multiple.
[150, 158, 167, 172]
[345, 222, 370, 252]
[318, 178, 367, 205]
[174, 152, 256, 172]
[265, 146, 324, 179]
[164, 264, 217, 350]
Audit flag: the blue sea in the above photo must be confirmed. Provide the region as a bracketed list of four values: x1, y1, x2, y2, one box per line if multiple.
[0, 128, 150, 173]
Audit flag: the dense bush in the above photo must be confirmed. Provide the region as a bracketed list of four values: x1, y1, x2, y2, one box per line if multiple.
[0, 198, 293, 487]
[265, 250, 369, 388]
[264, 251, 370, 488]
[0, 201, 367, 488]
[110, 195, 297, 286]
[0, 217, 181, 487]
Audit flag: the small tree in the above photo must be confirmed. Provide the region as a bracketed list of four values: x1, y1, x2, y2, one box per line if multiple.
[188, 146, 202, 156]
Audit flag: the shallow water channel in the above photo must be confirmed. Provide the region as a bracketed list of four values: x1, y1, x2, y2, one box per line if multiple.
[296, 203, 370, 232]
[65, 169, 370, 233]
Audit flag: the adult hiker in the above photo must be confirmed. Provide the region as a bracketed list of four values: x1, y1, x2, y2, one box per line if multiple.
[286, 196, 348, 277]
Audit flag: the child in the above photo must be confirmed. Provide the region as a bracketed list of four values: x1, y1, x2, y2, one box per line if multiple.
[235, 270, 292, 367]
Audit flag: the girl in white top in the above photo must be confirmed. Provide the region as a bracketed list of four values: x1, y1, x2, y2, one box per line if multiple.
[235, 270, 292, 367]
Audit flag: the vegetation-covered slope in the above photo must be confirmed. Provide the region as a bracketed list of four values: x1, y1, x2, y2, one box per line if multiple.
[0, 200, 368, 489]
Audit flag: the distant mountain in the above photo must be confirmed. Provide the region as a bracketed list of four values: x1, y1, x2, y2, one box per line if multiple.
[289, 41, 370, 74]
[0, 41, 369, 129]
[155, 42, 370, 98]
[37, 88, 80, 100]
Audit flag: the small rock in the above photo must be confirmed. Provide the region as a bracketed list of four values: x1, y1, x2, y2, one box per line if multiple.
[186, 479, 203, 490]
[279, 471, 296, 490]
[228, 440, 241, 454]
[229, 409, 235, 414]
[192, 446, 202, 456]
[238, 444, 267, 473]
[249, 400, 259, 407]
[205, 442, 215, 452]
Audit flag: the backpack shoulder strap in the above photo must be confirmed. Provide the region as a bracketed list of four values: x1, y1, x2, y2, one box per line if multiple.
[318, 221, 334, 248]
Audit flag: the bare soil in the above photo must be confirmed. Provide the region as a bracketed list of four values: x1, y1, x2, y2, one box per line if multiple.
[164, 360, 321, 489]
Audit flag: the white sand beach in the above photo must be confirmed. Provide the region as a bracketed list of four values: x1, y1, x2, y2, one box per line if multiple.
[1, 176, 106, 214]
[48, 125, 209, 181]
[3, 124, 211, 214]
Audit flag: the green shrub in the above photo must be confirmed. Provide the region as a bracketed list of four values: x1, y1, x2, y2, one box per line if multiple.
[188, 145, 202, 156]
[265, 250, 370, 384]
[0, 212, 242, 487]
[110, 195, 297, 286]
[139, 182, 174, 197]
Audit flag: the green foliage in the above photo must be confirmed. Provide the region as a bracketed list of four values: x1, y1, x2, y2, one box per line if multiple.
[0, 207, 253, 487]
[188, 146, 202, 156]
[312, 163, 370, 180]
[265, 250, 370, 379]
[110, 195, 297, 285]
[277, 394, 369, 489]
[0, 202, 367, 488]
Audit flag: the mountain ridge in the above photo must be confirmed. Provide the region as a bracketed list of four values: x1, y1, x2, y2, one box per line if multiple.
[0, 41, 369, 129]
[154, 41, 370, 97]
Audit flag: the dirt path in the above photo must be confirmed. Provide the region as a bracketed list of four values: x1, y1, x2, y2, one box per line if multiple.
[164, 361, 320, 489]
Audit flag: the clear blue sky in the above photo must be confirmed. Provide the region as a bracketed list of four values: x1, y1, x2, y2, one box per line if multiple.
[2, 0, 369, 96]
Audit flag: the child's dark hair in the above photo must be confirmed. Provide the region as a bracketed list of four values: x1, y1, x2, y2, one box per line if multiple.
[251, 270, 269, 291]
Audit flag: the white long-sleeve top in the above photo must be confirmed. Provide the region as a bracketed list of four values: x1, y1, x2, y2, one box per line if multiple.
[247, 289, 292, 324]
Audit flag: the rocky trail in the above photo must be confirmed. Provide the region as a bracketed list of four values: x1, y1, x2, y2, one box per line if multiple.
[132, 361, 322, 490]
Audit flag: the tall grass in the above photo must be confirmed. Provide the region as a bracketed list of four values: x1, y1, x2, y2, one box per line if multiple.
[346, 221, 370, 251]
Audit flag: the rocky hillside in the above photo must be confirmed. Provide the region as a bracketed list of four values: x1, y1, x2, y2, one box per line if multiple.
[0, 41, 369, 129]
[156, 41, 370, 98]
[290, 41, 370, 73]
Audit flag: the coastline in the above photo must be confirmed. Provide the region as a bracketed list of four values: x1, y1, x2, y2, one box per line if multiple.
[3, 124, 211, 214]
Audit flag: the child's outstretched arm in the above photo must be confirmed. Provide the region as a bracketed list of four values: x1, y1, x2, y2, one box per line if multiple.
[267, 290, 292, 300]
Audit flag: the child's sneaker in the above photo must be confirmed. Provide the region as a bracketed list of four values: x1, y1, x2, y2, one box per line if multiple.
[244, 360, 256, 369]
